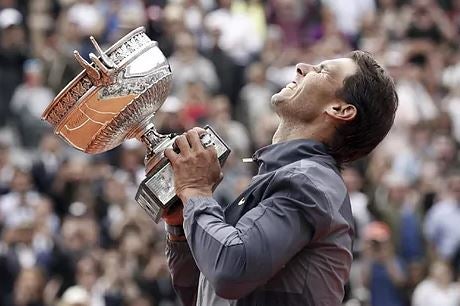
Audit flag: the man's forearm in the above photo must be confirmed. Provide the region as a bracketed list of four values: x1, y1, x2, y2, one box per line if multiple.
[166, 238, 200, 306]
[183, 193, 312, 300]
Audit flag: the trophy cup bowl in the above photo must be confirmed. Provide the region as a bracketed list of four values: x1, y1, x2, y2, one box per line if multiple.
[42, 27, 231, 223]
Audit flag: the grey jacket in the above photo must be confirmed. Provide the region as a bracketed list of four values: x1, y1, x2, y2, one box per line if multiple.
[166, 139, 354, 306]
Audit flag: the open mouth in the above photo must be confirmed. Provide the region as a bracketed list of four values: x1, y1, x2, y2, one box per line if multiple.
[286, 81, 297, 90]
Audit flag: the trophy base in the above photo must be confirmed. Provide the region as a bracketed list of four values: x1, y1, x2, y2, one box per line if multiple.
[135, 126, 231, 223]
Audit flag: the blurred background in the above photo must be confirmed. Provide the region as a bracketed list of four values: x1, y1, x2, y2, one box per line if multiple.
[1, 0, 460, 305]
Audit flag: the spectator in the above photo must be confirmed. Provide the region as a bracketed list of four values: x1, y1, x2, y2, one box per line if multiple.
[425, 171, 460, 261]
[267, 0, 316, 48]
[343, 166, 371, 251]
[376, 0, 412, 41]
[391, 123, 433, 185]
[10, 59, 54, 148]
[322, 0, 376, 46]
[0, 141, 14, 195]
[393, 56, 439, 131]
[204, 0, 263, 100]
[431, 134, 459, 177]
[376, 172, 425, 263]
[153, 3, 187, 59]
[207, 95, 251, 158]
[203, 0, 263, 66]
[182, 0, 206, 39]
[362, 222, 407, 306]
[442, 49, 460, 143]
[66, 0, 105, 38]
[31, 133, 67, 196]
[59, 285, 90, 306]
[155, 96, 186, 135]
[168, 31, 219, 95]
[233, 0, 267, 40]
[0, 167, 40, 232]
[180, 81, 211, 129]
[7, 267, 47, 306]
[238, 62, 276, 137]
[37, 28, 82, 94]
[202, 21, 238, 103]
[412, 260, 460, 306]
[405, 1, 456, 45]
[0, 7, 28, 126]
[74, 255, 107, 306]
[99, 0, 146, 43]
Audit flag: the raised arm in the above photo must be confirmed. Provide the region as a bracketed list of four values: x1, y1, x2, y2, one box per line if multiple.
[182, 171, 324, 299]
[163, 205, 199, 306]
[165, 238, 199, 306]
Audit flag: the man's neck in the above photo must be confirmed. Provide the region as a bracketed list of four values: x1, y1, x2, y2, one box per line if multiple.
[272, 120, 329, 145]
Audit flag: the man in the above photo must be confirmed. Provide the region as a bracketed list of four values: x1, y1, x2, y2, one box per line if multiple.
[163, 51, 398, 306]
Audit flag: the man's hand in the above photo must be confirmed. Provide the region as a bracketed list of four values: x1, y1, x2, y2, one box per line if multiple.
[164, 128, 222, 205]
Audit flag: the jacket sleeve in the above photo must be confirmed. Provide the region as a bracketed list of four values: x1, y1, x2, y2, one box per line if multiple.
[183, 170, 332, 300]
[165, 238, 200, 306]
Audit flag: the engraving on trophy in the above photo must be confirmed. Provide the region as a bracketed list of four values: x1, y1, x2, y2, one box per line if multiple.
[146, 163, 176, 204]
[101, 64, 171, 99]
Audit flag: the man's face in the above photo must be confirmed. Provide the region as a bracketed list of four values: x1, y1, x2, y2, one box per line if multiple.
[271, 58, 358, 123]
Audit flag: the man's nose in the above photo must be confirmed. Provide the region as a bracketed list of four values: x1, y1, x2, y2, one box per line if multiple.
[296, 63, 314, 76]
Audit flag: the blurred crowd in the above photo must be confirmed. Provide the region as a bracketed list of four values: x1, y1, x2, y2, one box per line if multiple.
[1, 0, 460, 305]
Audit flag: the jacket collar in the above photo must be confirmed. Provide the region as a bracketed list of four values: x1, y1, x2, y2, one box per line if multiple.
[252, 139, 336, 174]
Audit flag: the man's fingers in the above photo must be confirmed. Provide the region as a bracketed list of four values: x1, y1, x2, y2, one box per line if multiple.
[164, 148, 178, 163]
[174, 134, 191, 155]
[186, 130, 203, 150]
[191, 127, 207, 135]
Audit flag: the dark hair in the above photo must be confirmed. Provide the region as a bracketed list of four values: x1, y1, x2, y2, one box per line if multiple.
[329, 51, 398, 164]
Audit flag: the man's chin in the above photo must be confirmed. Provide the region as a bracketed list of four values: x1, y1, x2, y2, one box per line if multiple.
[271, 93, 285, 106]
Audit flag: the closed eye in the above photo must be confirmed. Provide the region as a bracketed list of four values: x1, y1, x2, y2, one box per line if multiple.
[315, 64, 326, 73]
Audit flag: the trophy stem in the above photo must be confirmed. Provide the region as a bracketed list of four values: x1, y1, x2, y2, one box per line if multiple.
[138, 123, 169, 157]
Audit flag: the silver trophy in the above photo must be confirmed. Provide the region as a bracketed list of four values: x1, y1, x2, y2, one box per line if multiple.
[42, 27, 231, 222]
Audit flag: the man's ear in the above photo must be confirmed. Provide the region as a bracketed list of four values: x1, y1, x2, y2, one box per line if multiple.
[325, 103, 357, 122]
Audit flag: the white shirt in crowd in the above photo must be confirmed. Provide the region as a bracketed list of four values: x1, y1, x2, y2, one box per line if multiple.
[412, 279, 460, 306]
[204, 8, 262, 65]
[322, 0, 376, 37]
